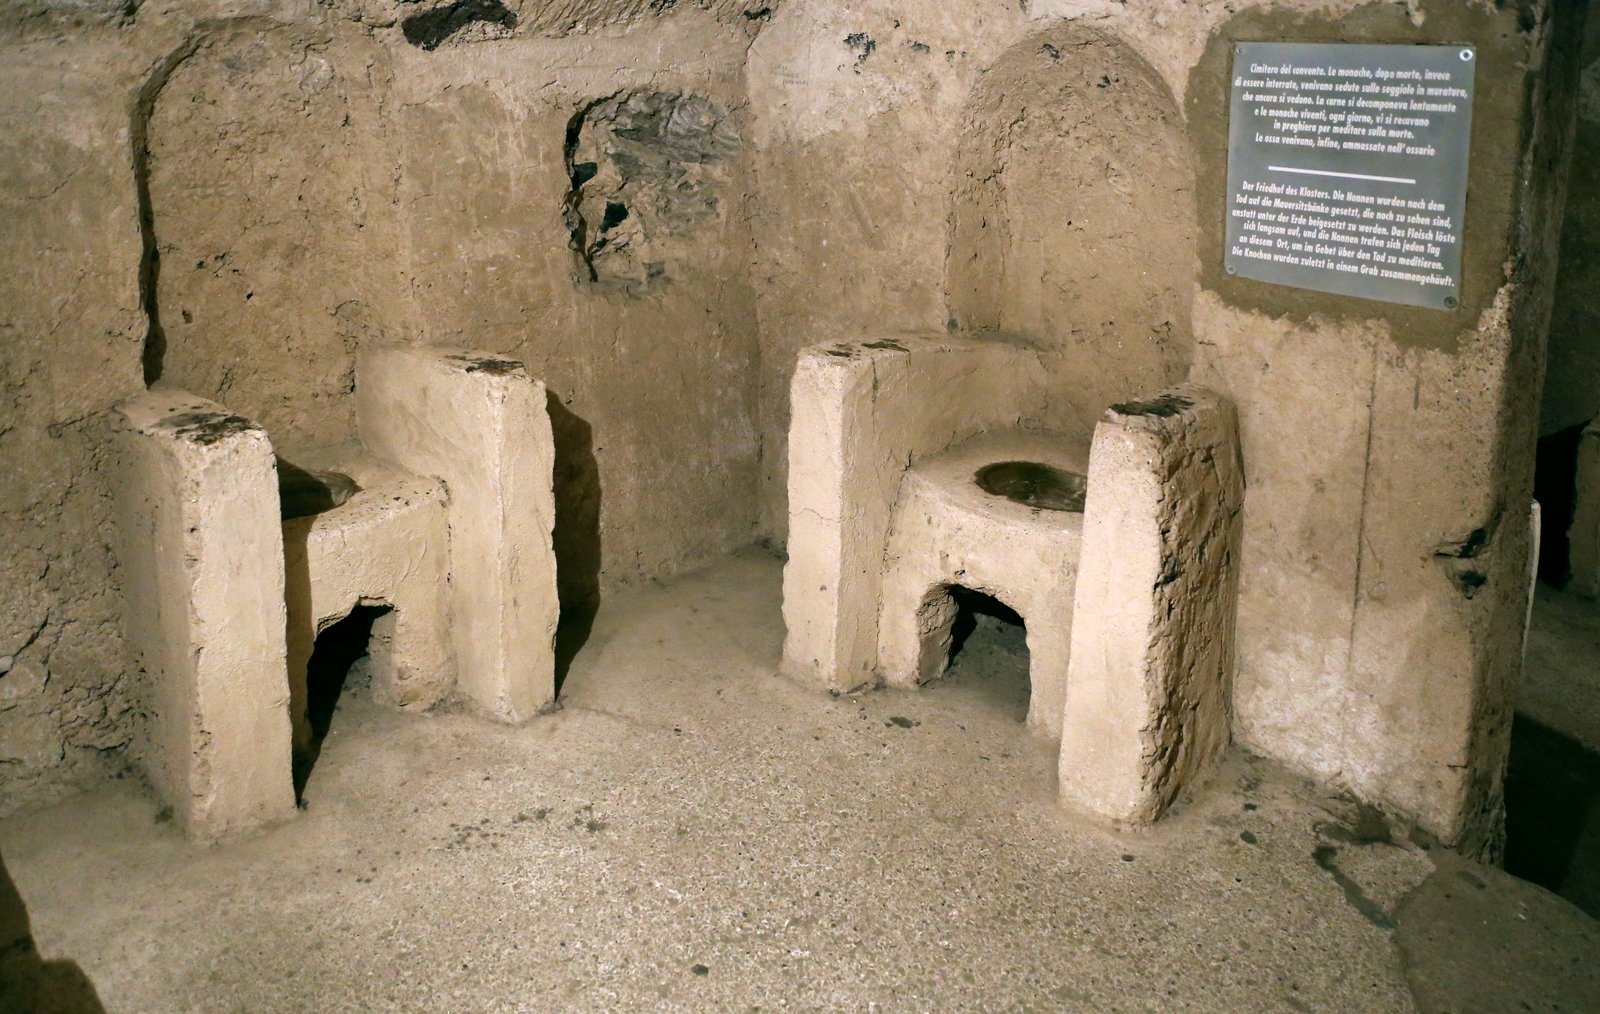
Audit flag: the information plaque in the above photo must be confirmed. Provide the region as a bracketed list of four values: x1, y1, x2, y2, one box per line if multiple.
[1224, 42, 1476, 310]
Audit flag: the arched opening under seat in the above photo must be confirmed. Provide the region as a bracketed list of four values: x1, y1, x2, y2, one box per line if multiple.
[294, 603, 394, 799]
[946, 24, 1198, 443]
[916, 585, 1031, 725]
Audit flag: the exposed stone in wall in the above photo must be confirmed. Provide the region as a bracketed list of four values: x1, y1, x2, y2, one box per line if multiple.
[346, 0, 777, 44]
[564, 91, 740, 293]
[401, 0, 517, 50]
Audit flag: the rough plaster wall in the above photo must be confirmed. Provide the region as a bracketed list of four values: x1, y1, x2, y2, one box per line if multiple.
[948, 23, 1195, 446]
[748, 0, 1574, 849]
[147, 11, 763, 585]
[0, 0, 762, 814]
[748, 0, 1257, 541]
[746, 1, 1017, 541]
[0, 18, 146, 815]
[1541, 16, 1600, 436]
[148, 19, 408, 454]
[389, 20, 762, 586]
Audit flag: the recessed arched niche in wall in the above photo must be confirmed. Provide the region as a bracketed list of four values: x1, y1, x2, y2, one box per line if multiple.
[946, 26, 1197, 439]
[144, 22, 402, 456]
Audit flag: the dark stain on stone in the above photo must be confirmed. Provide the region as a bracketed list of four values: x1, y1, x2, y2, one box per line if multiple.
[690, 963, 709, 976]
[1240, 831, 1258, 844]
[163, 411, 258, 446]
[1111, 393, 1193, 418]
[743, 6, 771, 20]
[976, 461, 1088, 513]
[911, 41, 932, 54]
[1313, 845, 1396, 929]
[1042, 42, 1060, 60]
[446, 354, 523, 376]
[1316, 800, 1393, 846]
[1432, 510, 1502, 599]
[861, 339, 908, 352]
[1121, 854, 1135, 862]
[1434, 523, 1495, 560]
[401, 0, 516, 51]
[888, 716, 914, 728]
[845, 33, 876, 68]
[600, 201, 630, 231]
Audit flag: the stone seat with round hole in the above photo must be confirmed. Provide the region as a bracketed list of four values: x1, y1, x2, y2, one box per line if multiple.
[877, 430, 1089, 740]
[780, 334, 1245, 825]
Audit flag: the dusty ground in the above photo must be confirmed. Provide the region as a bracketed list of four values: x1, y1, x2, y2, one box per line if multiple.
[1503, 582, 1600, 921]
[1522, 582, 1600, 751]
[2, 550, 1597, 1013]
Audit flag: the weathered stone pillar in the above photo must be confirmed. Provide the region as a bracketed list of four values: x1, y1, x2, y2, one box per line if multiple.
[1058, 388, 1245, 825]
[112, 390, 296, 839]
[355, 345, 558, 721]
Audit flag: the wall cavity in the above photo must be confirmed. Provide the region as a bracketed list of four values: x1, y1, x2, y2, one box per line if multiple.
[401, 0, 517, 50]
[564, 91, 740, 294]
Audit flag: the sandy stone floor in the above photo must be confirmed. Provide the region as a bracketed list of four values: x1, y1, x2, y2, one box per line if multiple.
[1522, 582, 1600, 751]
[3, 550, 1597, 1013]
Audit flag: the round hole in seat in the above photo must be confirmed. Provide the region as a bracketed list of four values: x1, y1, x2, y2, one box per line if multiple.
[278, 457, 360, 520]
[974, 461, 1087, 513]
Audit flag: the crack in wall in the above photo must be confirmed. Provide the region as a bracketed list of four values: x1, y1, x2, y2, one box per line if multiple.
[1346, 345, 1380, 664]
[132, 31, 207, 386]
